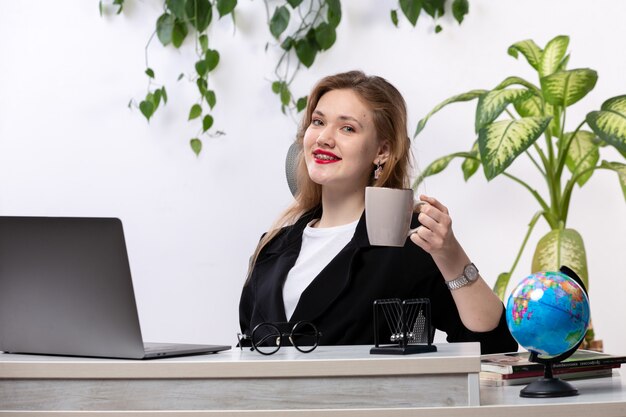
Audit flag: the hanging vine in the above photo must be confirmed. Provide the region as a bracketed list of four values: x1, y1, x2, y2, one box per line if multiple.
[99, 0, 469, 155]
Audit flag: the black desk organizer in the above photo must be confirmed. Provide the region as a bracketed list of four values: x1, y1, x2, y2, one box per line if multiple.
[370, 298, 437, 355]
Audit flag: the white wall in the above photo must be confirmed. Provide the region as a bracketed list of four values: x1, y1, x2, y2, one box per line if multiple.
[1, 0, 625, 353]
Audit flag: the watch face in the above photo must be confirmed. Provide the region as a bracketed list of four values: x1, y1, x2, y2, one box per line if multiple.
[465, 263, 479, 281]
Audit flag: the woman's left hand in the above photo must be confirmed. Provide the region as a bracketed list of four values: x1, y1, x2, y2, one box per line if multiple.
[409, 194, 460, 258]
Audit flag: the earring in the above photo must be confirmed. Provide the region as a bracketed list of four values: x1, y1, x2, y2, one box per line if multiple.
[374, 161, 382, 180]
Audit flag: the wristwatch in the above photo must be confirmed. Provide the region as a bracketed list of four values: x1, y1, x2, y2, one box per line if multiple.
[446, 263, 479, 291]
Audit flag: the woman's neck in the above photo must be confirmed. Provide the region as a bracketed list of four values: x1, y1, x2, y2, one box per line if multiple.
[316, 186, 365, 228]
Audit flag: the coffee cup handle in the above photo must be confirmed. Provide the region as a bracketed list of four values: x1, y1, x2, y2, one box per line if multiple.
[407, 201, 426, 236]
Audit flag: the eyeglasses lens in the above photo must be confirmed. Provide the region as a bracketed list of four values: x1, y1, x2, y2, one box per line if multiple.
[251, 323, 281, 355]
[290, 321, 319, 353]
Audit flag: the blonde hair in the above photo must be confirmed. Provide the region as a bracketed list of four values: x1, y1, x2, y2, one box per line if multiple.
[246, 71, 412, 280]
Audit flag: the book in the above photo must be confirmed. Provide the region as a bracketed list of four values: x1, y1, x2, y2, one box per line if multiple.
[480, 367, 616, 387]
[481, 350, 626, 374]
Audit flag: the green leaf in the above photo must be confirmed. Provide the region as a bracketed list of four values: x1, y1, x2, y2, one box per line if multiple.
[271, 81, 281, 94]
[139, 100, 154, 121]
[414, 89, 487, 137]
[586, 95, 626, 154]
[295, 38, 317, 68]
[412, 152, 473, 188]
[462, 141, 480, 181]
[493, 272, 511, 301]
[190, 138, 203, 156]
[564, 131, 599, 186]
[205, 89, 216, 109]
[326, 0, 341, 28]
[507, 39, 542, 71]
[494, 76, 542, 96]
[151, 89, 162, 109]
[280, 85, 291, 106]
[452, 0, 469, 24]
[160, 87, 168, 104]
[188, 104, 202, 120]
[314, 22, 336, 50]
[197, 78, 208, 94]
[600, 161, 626, 201]
[166, 0, 186, 19]
[185, 0, 212, 32]
[202, 114, 214, 132]
[539, 35, 569, 77]
[195, 60, 208, 77]
[281, 36, 294, 51]
[532, 228, 588, 289]
[513, 95, 544, 118]
[540, 68, 598, 107]
[270, 6, 290, 39]
[434, 24, 442, 33]
[156, 13, 176, 46]
[287, 0, 303, 7]
[422, 0, 444, 18]
[145, 68, 155, 78]
[172, 19, 189, 48]
[177, 73, 185, 81]
[391, 9, 399, 27]
[296, 96, 307, 112]
[205, 49, 220, 72]
[199, 34, 208, 53]
[216, 0, 237, 18]
[400, 0, 422, 26]
[478, 117, 552, 180]
[475, 88, 532, 132]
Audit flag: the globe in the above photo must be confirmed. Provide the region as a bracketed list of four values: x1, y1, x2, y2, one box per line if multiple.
[506, 271, 590, 358]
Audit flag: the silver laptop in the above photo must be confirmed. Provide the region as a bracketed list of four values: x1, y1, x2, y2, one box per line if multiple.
[0, 216, 230, 359]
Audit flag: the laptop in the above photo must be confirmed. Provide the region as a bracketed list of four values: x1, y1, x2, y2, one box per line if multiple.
[0, 216, 230, 359]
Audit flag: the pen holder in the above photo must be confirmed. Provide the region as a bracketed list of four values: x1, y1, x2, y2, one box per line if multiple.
[370, 298, 437, 355]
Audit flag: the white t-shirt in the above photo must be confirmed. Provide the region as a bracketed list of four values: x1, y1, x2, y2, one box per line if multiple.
[282, 219, 359, 321]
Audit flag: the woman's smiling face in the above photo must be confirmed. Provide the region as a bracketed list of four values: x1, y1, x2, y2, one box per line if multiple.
[303, 88, 388, 192]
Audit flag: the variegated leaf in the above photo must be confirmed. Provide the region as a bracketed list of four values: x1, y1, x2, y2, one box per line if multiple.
[475, 88, 532, 131]
[414, 90, 487, 137]
[412, 152, 473, 188]
[564, 130, 599, 186]
[462, 141, 480, 181]
[514, 95, 543, 117]
[558, 54, 570, 72]
[478, 117, 552, 180]
[507, 39, 542, 71]
[532, 228, 588, 289]
[493, 272, 511, 301]
[586, 95, 626, 154]
[600, 161, 626, 201]
[494, 76, 542, 95]
[539, 35, 569, 77]
[540, 68, 598, 107]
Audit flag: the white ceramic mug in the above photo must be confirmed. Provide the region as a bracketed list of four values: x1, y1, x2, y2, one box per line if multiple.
[365, 186, 423, 247]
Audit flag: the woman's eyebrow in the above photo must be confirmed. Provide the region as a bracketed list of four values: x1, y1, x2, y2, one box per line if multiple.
[313, 109, 363, 128]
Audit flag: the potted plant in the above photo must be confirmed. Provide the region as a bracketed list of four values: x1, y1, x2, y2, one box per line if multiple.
[413, 35, 626, 348]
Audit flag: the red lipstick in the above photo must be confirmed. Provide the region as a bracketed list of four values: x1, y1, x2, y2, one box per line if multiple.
[312, 149, 341, 164]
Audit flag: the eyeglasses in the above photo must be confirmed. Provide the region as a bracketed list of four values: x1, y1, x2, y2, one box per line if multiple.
[237, 321, 322, 355]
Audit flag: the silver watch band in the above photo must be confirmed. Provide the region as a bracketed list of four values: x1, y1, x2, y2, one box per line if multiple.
[446, 262, 479, 291]
[446, 275, 470, 291]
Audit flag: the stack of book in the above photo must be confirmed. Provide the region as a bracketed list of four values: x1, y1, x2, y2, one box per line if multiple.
[480, 350, 626, 386]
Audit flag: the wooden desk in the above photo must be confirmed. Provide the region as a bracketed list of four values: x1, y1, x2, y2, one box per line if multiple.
[0, 342, 480, 413]
[2, 343, 625, 416]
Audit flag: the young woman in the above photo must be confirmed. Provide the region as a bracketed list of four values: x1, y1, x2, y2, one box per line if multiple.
[239, 71, 517, 354]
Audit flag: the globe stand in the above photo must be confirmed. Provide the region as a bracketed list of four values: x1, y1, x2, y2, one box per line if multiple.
[520, 352, 578, 398]
[519, 265, 588, 398]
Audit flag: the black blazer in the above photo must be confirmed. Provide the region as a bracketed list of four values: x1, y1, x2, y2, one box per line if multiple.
[239, 207, 517, 354]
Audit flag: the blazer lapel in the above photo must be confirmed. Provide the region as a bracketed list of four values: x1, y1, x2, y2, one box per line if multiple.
[252, 210, 320, 323]
[289, 213, 371, 323]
